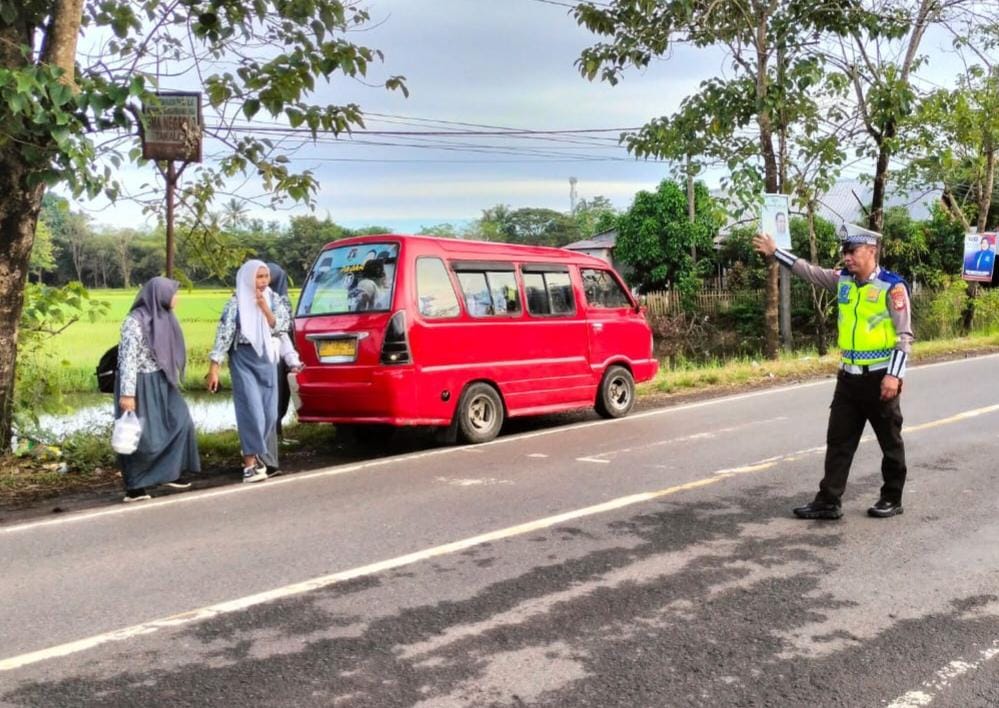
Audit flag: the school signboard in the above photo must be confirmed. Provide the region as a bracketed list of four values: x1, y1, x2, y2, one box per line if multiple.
[141, 92, 203, 162]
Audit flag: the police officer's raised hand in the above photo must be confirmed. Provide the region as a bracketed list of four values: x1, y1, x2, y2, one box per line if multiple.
[752, 233, 777, 257]
[881, 374, 901, 401]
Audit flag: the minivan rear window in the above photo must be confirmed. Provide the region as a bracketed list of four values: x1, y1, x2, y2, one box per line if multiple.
[523, 271, 574, 316]
[298, 243, 399, 316]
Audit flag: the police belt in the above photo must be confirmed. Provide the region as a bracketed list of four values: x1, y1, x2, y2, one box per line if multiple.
[840, 361, 889, 375]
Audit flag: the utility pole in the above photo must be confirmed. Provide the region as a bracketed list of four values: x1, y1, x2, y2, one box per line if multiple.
[686, 154, 696, 261]
[140, 92, 203, 279]
[569, 176, 578, 214]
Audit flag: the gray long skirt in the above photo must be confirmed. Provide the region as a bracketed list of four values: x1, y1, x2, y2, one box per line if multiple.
[230, 343, 279, 468]
[115, 371, 200, 490]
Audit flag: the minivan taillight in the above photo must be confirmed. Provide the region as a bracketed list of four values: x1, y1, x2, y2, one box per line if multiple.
[380, 311, 411, 365]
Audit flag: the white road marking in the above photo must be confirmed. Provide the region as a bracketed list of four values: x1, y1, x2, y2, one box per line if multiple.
[526, 453, 548, 458]
[575, 457, 611, 464]
[1, 381, 831, 535]
[4, 353, 995, 535]
[888, 640, 999, 707]
[3, 399, 999, 673]
[435, 477, 512, 487]
[0, 354, 999, 534]
[584, 416, 788, 461]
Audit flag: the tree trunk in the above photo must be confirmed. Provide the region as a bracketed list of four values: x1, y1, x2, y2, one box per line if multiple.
[0, 0, 84, 451]
[869, 131, 893, 234]
[942, 187, 972, 231]
[806, 201, 828, 355]
[978, 146, 996, 232]
[754, 9, 779, 360]
[0, 164, 45, 451]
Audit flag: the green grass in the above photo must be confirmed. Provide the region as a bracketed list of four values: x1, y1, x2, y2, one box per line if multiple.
[639, 333, 999, 396]
[30, 288, 299, 392]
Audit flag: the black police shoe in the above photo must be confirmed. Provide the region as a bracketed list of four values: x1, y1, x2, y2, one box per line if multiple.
[792, 501, 843, 520]
[867, 499, 903, 518]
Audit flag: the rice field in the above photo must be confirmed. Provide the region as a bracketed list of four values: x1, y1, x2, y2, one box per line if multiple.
[29, 288, 299, 392]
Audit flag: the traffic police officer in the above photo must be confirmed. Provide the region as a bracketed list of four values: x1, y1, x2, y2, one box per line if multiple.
[752, 223, 913, 519]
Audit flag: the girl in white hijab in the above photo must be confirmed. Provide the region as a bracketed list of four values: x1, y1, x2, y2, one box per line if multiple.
[207, 260, 291, 482]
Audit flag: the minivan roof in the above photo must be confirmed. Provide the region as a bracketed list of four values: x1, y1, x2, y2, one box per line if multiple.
[320, 233, 614, 267]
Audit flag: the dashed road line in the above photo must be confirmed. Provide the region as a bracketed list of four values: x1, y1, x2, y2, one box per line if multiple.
[3, 401, 999, 673]
[888, 640, 999, 707]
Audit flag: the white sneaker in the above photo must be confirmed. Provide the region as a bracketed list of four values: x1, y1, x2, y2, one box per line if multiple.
[123, 490, 151, 503]
[162, 480, 192, 490]
[242, 466, 268, 483]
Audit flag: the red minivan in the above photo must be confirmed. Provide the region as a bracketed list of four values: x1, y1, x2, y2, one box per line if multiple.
[293, 234, 658, 443]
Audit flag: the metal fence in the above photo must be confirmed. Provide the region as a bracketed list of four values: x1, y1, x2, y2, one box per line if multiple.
[641, 289, 765, 316]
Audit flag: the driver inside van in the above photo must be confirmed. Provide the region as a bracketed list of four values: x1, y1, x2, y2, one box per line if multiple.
[353, 258, 386, 311]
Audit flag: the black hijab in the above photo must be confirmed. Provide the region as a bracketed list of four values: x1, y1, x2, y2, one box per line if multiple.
[129, 277, 185, 388]
[267, 262, 289, 297]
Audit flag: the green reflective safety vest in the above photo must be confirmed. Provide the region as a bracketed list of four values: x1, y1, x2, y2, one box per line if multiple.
[836, 273, 899, 365]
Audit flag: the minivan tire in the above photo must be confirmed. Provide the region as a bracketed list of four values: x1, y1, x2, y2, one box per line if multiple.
[595, 365, 635, 418]
[456, 383, 504, 444]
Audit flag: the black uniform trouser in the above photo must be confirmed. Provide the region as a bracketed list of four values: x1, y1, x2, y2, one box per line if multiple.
[276, 359, 290, 438]
[815, 370, 907, 506]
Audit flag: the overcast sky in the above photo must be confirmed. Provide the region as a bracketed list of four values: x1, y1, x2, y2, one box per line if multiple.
[77, 0, 969, 233]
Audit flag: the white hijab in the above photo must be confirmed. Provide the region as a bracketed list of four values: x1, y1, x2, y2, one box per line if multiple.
[236, 259, 278, 363]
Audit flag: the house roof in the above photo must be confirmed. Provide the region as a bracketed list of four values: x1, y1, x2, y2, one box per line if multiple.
[714, 178, 944, 233]
[564, 229, 618, 251]
[815, 178, 941, 225]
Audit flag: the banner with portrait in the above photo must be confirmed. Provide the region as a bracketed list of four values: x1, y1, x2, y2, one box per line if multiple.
[962, 232, 997, 283]
[760, 193, 791, 249]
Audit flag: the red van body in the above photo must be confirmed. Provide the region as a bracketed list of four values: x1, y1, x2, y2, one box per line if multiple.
[293, 234, 658, 443]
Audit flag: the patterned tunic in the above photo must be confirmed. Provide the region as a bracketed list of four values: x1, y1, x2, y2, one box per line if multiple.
[209, 293, 291, 364]
[118, 314, 161, 397]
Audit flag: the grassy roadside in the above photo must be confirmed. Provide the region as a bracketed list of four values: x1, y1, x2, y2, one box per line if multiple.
[4, 333, 998, 507]
[640, 334, 999, 396]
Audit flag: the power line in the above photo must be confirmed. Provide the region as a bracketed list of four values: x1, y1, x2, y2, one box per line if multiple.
[216, 125, 636, 137]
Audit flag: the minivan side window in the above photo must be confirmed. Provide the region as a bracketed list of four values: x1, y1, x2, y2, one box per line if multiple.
[416, 257, 461, 319]
[455, 269, 522, 317]
[581, 268, 631, 309]
[522, 270, 575, 316]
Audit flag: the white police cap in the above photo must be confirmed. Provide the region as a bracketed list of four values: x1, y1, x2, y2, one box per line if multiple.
[838, 223, 881, 246]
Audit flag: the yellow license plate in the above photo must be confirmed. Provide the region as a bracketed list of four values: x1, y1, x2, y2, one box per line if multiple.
[317, 339, 357, 359]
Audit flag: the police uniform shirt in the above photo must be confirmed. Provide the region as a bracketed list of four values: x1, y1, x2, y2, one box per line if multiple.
[772, 248, 913, 378]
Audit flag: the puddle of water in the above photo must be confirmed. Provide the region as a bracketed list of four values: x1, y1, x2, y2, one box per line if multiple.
[33, 393, 295, 437]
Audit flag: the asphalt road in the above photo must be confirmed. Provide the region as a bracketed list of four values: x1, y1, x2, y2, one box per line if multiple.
[2, 355, 998, 707]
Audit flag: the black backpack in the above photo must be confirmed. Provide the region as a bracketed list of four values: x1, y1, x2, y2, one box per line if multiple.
[96, 345, 118, 394]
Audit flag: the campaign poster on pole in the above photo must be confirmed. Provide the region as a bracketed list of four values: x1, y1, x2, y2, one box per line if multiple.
[962, 232, 997, 282]
[761, 193, 791, 249]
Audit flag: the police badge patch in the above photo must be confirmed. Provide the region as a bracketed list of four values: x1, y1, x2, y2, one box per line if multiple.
[890, 284, 907, 311]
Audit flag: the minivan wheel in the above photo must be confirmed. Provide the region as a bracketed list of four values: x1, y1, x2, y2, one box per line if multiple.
[456, 383, 504, 444]
[595, 365, 635, 418]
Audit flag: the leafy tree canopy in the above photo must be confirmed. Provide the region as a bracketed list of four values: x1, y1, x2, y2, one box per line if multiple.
[615, 179, 719, 293]
[474, 205, 581, 247]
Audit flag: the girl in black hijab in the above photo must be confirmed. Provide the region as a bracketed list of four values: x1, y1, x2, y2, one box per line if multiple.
[116, 277, 201, 502]
[267, 262, 300, 445]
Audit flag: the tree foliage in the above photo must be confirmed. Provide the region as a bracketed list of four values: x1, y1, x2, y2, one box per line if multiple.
[615, 179, 718, 296]
[0, 0, 407, 449]
[474, 205, 581, 247]
[573, 195, 618, 238]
